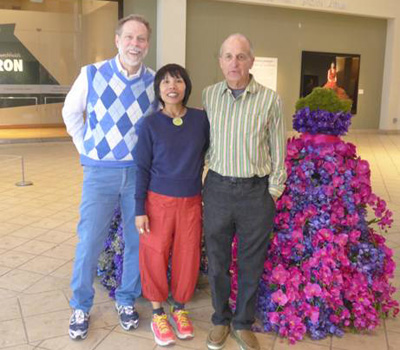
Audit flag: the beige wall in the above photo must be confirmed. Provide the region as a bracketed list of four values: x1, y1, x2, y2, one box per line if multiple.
[153, 0, 400, 130]
[81, 2, 119, 71]
[186, 0, 387, 129]
[124, 0, 157, 70]
[212, 0, 398, 19]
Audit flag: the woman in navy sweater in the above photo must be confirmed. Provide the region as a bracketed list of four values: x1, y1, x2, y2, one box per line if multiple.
[135, 64, 209, 346]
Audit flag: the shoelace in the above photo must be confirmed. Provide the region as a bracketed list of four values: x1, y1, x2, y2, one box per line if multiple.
[153, 314, 171, 334]
[73, 310, 86, 324]
[174, 310, 190, 327]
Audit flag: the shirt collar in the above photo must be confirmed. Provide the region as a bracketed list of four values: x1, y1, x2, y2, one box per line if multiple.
[221, 75, 259, 96]
[115, 55, 143, 80]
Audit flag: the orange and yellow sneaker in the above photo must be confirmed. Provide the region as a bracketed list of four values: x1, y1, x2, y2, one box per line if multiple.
[151, 313, 176, 346]
[169, 308, 194, 339]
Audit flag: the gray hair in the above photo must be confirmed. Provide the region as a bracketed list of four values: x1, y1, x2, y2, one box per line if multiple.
[219, 33, 254, 58]
[115, 14, 152, 39]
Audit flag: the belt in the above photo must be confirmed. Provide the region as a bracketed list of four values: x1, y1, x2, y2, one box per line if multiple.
[208, 169, 268, 184]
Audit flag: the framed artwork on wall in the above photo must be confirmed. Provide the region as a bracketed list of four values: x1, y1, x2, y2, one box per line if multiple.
[300, 51, 361, 114]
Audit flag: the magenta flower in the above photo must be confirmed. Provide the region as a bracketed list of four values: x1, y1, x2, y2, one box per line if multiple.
[317, 228, 334, 243]
[335, 233, 348, 246]
[332, 176, 344, 187]
[356, 159, 370, 174]
[309, 306, 320, 324]
[304, 283, 322, 299]
[272, 289, 289, 306]
[269, 312, 280, 324]
[227, 113, 399, 344]
[272, 264, 290, 285]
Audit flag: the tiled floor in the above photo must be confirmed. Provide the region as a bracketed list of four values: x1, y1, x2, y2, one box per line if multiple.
[0, 132, 399, 350]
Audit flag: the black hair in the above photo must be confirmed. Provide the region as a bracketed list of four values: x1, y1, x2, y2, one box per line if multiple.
[154, 64, 192, 107]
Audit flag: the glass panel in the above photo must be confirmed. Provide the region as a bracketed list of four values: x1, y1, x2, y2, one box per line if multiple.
[0, 0, 118, 134]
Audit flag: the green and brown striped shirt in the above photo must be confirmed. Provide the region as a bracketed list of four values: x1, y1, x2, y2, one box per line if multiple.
[202, 77, 287, 197]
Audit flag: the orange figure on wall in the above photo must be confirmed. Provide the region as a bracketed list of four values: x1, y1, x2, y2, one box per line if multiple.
[323, 62, 350, 100]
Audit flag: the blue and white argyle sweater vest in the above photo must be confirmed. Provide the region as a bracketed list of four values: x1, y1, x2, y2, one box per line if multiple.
[81, 57, 156, 167]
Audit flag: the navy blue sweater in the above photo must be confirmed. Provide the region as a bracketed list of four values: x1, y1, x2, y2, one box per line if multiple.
[135, 108, 210, 216]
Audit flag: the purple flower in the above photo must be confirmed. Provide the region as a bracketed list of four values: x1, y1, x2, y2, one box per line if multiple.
[293, 107, 352, 136]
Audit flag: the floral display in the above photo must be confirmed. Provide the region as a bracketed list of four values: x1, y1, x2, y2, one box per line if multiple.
[97, 87, 398, 344]
[97, 207, 124, 298]
[229, 88, 398, 343]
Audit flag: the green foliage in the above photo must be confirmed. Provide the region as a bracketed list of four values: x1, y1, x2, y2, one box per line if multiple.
[295, 87, 352, 113]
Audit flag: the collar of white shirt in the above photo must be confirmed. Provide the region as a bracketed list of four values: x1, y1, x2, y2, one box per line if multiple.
[115, 55, 142, 80]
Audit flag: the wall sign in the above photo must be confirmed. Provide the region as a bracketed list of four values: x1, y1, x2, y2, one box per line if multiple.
[250, 57, 278, 91]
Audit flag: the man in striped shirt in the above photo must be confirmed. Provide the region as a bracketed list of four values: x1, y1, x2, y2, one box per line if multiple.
[203, 33, 287, 350]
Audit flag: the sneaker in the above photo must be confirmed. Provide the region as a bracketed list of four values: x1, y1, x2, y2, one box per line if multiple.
[231, 329, 260, 350]
[169, 308, 194, 339]
[115, 303, 139, 330]
[151, 313, 176, 346]
[206, 325, 230, 350]
[69, 309, 89, 340]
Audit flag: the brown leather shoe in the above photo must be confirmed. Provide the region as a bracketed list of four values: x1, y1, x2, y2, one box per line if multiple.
[231, 329, 260, 350]
[206, 325, 230, 350]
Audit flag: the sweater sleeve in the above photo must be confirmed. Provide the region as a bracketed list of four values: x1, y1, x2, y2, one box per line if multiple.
[135, 119, 153, 216]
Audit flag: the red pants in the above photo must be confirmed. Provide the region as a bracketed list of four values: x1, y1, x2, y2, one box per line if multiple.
[139, 191, 202, 303]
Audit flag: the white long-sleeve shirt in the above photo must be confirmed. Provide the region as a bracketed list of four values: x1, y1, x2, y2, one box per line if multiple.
[62, 56, 143, 154]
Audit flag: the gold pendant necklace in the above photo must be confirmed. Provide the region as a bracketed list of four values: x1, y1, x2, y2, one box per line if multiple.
[163, 107, 186, 127]
[172, 117, 183, 126]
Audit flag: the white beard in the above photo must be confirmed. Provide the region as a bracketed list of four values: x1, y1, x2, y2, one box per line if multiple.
[118, 45, 148, 68]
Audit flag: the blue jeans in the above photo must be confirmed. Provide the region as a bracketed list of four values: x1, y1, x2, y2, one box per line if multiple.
[70, 166, 141, 313]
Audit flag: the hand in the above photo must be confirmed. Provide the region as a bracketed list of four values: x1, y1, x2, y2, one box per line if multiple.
[136, 215, 150, 235]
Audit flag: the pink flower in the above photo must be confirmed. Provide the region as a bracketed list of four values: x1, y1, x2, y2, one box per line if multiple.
[356, 159, 370, 175]
[349, 230, 361, 243]
[323, 185, 334, 196]
[281, 245, 293, 258]
[304, 205, 318, 217]
[289, 268, 303, 289]
[309, 306, 320, 324]
[276, 195, 293, 211]
[323, 161, 336, 174]
[334, 233, 348, 246]
[292, 228, 303, 242]
[272, 264, 290, 285]
[294, 213, 307, 227]
[317, 228, 334, 243]
[332, 176, 344, 188]
[330, 314, 339, 323]
[304, 283, 322, 299]
[268, 312, 280, 324]
[272, 289, 289, 306]
[335, 142, 356, 157]
[344, 213, 359, 226]
[319, 144, 335, 157]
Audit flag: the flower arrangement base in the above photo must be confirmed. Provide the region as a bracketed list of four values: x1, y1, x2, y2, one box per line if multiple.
[228, 88, 399, 344]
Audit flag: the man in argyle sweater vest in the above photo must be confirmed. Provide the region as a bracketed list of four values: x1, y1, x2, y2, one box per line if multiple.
[62, 15, 157, 340]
